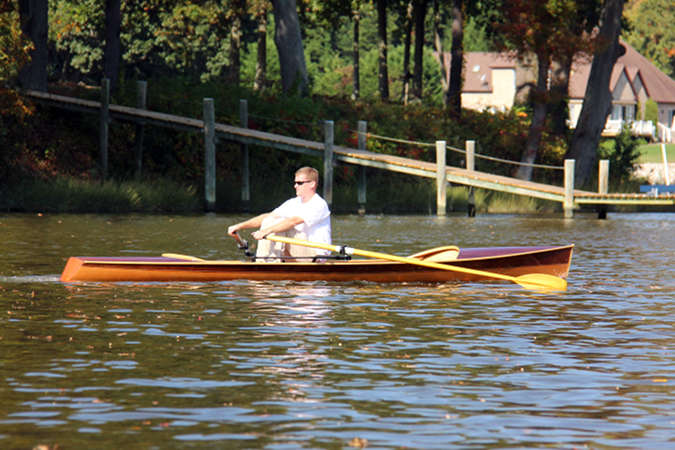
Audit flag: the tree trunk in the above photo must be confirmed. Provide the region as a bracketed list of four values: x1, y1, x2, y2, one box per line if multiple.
[401, 1, 413, 104]
[352, 1, 360, 100]
[566, 0, 626, 188]
[446, 0, 463, 116]
[376, 0, 389, 101]
[103, 0, 121, 91]
[433, 0, 448, 102]
[549, 57, 571, 137]
[229, 0, 245, 87]
[254, 7, 268, 91]
[271, 0, 309, 96]
[412, 0, 427, 100]
[515, 52, 550, 181]
[18, 0, 48, 91]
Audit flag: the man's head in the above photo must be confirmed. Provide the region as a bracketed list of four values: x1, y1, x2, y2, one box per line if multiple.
[294, 166, 319, 201]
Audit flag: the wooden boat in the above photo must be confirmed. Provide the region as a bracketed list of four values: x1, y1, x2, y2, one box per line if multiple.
[60, 244, 573, 284]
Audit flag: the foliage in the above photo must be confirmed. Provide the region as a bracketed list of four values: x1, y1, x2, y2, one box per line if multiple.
[643, 98, 658, 125]
[0, 0, 34, 181]
[598, 124, 644, 187]
[624, 0, 675, 78]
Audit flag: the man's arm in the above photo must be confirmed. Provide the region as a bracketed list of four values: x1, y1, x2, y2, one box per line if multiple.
[227, 213, 271, 237]
[252, 216, 304, 240]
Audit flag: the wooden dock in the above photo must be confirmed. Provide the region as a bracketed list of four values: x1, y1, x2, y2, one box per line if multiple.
[24, 87, 674, 217]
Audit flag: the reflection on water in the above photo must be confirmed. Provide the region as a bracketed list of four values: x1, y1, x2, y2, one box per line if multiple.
[0, 213, 673, 448]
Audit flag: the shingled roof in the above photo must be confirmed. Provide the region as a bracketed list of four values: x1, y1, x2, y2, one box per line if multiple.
[567, 40, 675, 103]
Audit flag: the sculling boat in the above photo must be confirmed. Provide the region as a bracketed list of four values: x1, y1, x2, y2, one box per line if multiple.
[60, 244, 573, 284]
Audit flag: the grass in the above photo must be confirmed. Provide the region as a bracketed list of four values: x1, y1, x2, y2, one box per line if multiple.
[0, 177, 202, 213]
[637, 143, 675, 163]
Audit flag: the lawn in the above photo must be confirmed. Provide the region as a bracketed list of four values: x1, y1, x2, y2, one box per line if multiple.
[637, 143, 675, 163]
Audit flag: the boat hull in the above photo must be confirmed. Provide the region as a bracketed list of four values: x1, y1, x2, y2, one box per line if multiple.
[60, 245, 573, 283]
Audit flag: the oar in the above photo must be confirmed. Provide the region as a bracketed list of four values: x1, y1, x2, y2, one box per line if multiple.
[266, 235, 567, 291]
[161, 253, 204, 261]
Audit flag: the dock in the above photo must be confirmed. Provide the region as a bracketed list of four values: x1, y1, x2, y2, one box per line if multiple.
[24, 85, 674, 218]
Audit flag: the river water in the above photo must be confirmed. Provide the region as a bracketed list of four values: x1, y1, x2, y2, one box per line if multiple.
[0, 212, 673, 449]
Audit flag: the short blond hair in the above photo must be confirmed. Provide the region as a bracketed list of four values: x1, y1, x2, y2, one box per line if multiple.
[296, 166, 319, 183]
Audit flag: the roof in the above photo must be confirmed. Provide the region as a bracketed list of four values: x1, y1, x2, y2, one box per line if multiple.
[568, 40, 675, 103]
[448, 41, 675, 104]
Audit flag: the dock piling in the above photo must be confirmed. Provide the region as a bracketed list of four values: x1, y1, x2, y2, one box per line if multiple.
[324, 120, 334, 206]
[564, 159, 575, 218]
[436, 140, 447, 216]
[466, 140, 476, 217]
[240, 99, 250, 210]
[99, 78, 110, 180]
[598, 159, 609, 219]
[357, 120, 367, 214]
[203, 98, 216, 211]
[134, 80, 147, 180]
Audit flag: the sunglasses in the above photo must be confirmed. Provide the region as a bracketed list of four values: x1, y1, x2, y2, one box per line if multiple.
[294, 180, 312, 185]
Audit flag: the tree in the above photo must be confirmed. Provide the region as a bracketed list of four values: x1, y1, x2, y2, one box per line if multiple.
[18, 0, 48, 91]
[271, 0, 309, 95]
[375, 0, 389, 101]
[400, 1, 413, 103]
[411, 0, 428, 100]
[446, 0, 463, 116]
[566, 0, 626, 188]
[495, 0, 595, 181]
[351, 0, 361, 100]
[103, 0, 120, 90]
[228, 0, 246, 87]
[252, 1, 269, 91]
[624, 0, 674, 78]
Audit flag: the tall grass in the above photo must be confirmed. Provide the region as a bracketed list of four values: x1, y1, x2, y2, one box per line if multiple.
[0, 177, 201, 213]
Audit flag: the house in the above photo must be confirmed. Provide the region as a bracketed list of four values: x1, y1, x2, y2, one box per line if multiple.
[444, 41, 675, 142]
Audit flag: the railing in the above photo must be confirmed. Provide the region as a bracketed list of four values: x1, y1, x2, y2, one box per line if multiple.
[657, 122, 673, 143]
[23, 79, 674, 218]
[603, 119, 656, 139]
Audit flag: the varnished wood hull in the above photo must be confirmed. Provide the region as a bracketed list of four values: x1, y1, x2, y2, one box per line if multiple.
[60, 245, 573, 284]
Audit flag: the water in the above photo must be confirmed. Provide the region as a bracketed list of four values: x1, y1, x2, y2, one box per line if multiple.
[0, 213, 673, 448]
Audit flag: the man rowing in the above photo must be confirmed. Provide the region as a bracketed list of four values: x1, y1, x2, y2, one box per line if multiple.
[227, 166, 331, 260]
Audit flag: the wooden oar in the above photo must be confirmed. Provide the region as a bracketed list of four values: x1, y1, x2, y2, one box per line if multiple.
[266, 235, 567, 291]
[161, 253, 205, 261]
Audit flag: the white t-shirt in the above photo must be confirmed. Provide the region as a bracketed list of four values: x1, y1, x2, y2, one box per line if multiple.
[272, 193, 331, 248]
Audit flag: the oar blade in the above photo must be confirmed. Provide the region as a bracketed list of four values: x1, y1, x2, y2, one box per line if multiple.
[514, 273, 567, 291]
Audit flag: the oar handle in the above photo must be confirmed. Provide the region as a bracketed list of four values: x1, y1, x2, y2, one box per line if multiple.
[232, 232, 249, 250]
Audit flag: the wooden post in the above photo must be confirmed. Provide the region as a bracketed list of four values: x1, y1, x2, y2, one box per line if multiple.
[357, 120, 367, 214]
[99, 78, 110, 180]
[564, 159, 575, 218]
[466, 140, 476, 217]
[203, 98, 216, 211]
[436, 140, 447, 216]
[662, 143, 671, 185]
[598, 159, 609, 219]
[323, 120, 334, 206]
[134, 80, 147, 180]
[240, 99, 250, 210]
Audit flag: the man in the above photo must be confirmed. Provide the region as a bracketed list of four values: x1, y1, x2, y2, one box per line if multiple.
[227, 167, 331, 259]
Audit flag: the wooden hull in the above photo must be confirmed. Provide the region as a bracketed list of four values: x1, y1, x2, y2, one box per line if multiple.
[60, 245, 573, 284]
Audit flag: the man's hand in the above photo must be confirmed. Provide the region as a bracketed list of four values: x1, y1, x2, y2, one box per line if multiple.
[252, 230, 267, 240]
[227, 225, 239, 236]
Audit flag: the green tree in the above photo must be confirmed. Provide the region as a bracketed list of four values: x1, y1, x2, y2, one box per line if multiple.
[624, 0, 674, 78]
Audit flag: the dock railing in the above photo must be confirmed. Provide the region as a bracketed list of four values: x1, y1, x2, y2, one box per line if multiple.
[23, 79, 674, 218]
